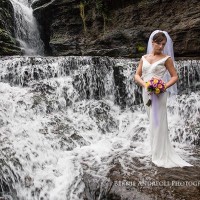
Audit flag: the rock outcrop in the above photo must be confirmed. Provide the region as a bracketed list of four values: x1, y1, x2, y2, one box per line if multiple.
[0, 0, 21, 56]
[32, 0, 200, 58]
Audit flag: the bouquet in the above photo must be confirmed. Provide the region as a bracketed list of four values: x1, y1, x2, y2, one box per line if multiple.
[145, 77, 166, 106]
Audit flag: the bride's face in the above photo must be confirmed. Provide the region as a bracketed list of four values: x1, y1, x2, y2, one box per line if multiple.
[152, 39, 167, 54]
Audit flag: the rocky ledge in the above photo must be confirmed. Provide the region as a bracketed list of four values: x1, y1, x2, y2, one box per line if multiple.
[0, 0, 21, 55]
[32, 0, 200, 57]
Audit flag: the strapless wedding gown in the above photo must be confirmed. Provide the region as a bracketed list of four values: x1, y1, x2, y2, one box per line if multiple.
[142, 56, 192, 168]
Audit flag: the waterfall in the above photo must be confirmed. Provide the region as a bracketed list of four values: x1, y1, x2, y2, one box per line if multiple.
[10, 0, 44, 55]
[0, 56, 199, 199]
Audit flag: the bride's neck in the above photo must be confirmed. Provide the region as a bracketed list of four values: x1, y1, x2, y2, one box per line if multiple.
[151, 51, 162, 56]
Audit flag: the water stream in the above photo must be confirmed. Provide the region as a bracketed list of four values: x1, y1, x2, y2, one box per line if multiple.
[10, 0, 44, 55]
[0, 56, 199, 199]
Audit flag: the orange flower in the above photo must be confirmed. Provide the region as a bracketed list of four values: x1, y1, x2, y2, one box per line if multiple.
[158, 84, 163, 89]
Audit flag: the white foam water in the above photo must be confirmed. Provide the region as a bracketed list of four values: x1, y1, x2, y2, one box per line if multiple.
[0, 56, 199, 199]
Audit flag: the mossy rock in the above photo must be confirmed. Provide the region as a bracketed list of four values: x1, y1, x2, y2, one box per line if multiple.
[136, 43, 146, 53]
[0, 0, 21, 55]
[0, 41, 21, 56]
[0, 29, 14, 43]
[32, 0, 52, 10]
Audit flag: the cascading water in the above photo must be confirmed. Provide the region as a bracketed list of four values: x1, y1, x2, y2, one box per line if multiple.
[0, 56, 199, 199]
[10, 0, 44, 55]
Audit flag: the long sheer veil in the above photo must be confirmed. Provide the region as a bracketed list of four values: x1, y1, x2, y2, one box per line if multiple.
[147, 30, 177, 96]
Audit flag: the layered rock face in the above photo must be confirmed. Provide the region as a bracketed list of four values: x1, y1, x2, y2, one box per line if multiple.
[32, 0, 200, 57]
[1, 0, 199, 57]
[0, 0, 21, 55]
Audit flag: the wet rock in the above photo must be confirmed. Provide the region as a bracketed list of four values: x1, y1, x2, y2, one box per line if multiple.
[0, 175, 17, 200]
[0, 0, 21, 55]
[31, 0, 51, 10]
[82, 172, 153, 200]
[72, 57, 114, 100]
[24, 175, 33, 187]
[107, 157, 200, 200]
[113, 65, 127, 108]
[82, 173, 119, 200]
[87, 101, 118, 134]
[32, 0, 200, 58]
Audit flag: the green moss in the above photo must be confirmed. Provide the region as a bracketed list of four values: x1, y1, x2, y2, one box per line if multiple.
[137, 46, 145, 53]
[136, 44, 146, 53]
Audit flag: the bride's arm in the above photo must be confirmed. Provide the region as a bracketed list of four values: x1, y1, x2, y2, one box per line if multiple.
[134, 59, 146, 88]
[165, 57, 178, 89]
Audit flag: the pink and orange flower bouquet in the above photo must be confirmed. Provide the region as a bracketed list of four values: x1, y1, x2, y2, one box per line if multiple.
[145, 77, 166, 106]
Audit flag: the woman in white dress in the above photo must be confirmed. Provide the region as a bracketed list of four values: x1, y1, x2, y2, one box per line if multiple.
[134, 30, 192, 168]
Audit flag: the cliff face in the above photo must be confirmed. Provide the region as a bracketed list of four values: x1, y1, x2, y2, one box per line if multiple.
[1, 0, 199, 57]
[0, 0, 21, 56]
[32, 0, 200, 58]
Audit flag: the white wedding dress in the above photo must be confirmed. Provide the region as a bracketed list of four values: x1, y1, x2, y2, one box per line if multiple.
[142, 55, 192, 168]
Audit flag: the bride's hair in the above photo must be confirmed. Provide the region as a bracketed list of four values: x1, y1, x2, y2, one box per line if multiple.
[152, 32, 167, 43]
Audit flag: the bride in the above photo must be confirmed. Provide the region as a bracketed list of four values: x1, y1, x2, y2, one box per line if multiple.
[134, 30, 193, 168]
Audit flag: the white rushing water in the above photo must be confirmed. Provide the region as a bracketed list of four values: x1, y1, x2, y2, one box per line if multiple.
[0, 56, 199, 199]
[10, 0, 44, 55]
